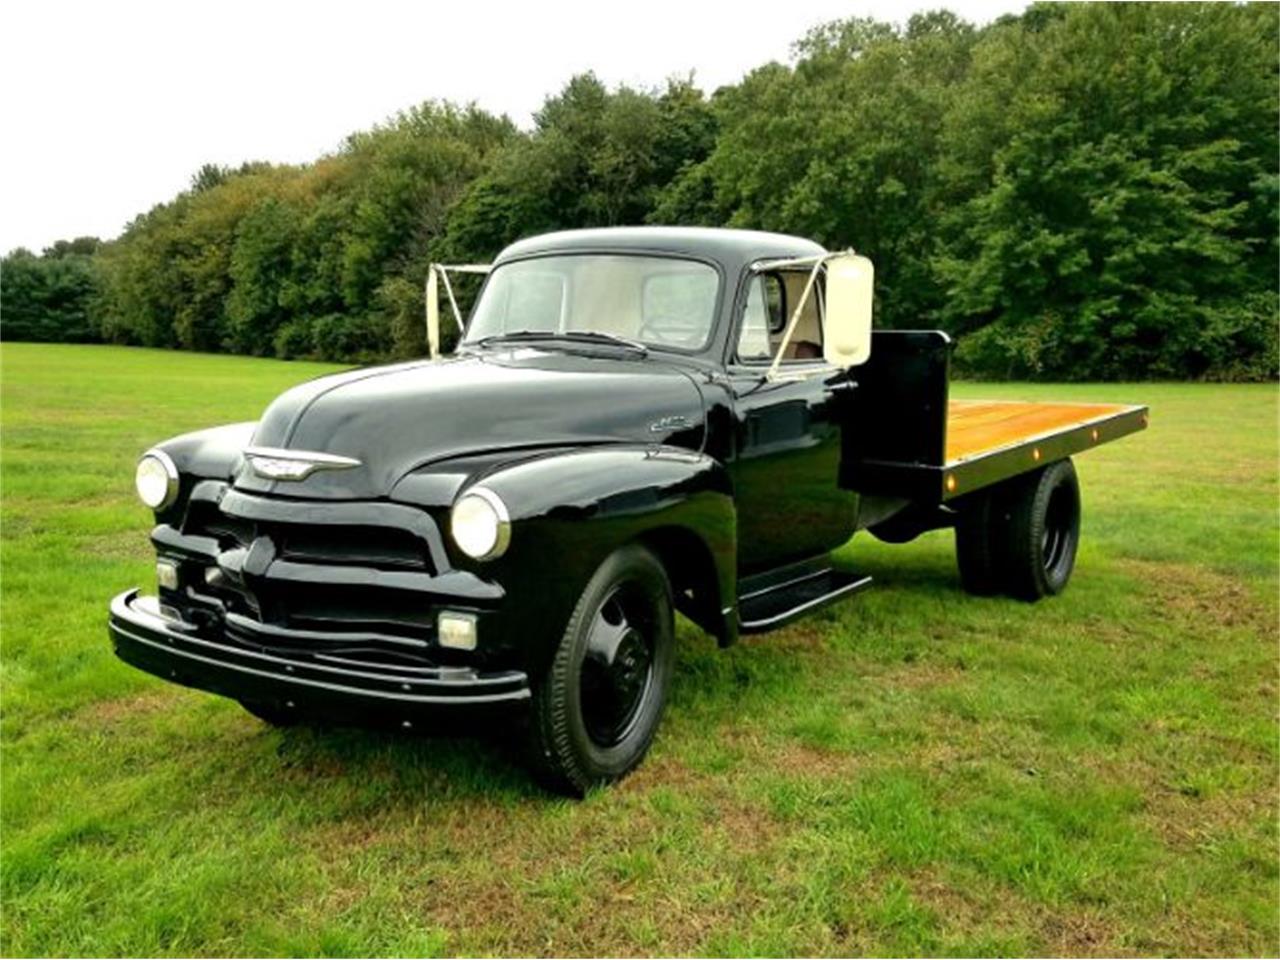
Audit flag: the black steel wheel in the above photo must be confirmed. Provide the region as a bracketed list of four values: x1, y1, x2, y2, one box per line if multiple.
[526, 544, 674, 796]
[579, 585, 658, 747]
[999, 458, 1081, 601]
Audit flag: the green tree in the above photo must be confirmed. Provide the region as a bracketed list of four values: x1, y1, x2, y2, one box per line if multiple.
[441, 75, 717, 262]
[226, 197, 300, 354]
[1, 247, 101, 342]
[937, 2, 1279, 379]
[654, 13, 979, 328]
[45, 5, 1280, 380]
[43, 236, 100, 258]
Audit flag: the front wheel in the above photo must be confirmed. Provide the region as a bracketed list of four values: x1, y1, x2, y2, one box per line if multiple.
[526, 544, 674, 796]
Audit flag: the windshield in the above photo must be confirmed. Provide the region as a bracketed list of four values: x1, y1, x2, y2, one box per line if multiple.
[463, 255, 719, 351]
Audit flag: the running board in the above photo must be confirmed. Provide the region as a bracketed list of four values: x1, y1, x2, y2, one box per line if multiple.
[737, 567, 871, 634]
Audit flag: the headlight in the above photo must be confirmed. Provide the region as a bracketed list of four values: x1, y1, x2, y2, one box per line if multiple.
[449, 487, 510, 561]
[135, 450, 179, 510]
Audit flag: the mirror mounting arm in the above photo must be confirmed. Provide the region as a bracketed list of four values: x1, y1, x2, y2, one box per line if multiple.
[760, 250, 850, 382]
[425, 263, 492, 358]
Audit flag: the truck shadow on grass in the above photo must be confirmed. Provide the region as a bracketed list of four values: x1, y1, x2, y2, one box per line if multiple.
[241, 545, 973, 804]
[249, 616, 826, 805]
[263, 723, 546, 802]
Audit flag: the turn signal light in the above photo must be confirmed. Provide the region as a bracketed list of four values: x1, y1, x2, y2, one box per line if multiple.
[438, 611, 478, 651]
[156, 560, 179, 591]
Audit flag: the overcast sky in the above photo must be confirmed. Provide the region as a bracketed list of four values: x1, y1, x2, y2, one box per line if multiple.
[1, 0, 1026, 255]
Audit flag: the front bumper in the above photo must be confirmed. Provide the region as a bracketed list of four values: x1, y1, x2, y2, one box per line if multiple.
[108, 589, 530, 724]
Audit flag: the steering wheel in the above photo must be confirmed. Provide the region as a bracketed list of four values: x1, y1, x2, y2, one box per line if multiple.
[637, 316, 699, 346]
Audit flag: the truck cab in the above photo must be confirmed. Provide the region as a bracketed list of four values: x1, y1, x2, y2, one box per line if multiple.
[110, 227, 1147, 794]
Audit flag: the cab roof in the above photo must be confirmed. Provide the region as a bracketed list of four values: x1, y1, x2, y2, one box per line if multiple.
[494, 226, 826, 271]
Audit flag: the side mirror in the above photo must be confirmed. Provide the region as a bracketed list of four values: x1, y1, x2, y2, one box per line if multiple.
[823, 253, 874, 368]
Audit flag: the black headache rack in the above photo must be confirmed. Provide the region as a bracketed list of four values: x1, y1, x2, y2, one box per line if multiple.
[842, 331, 1148, 503]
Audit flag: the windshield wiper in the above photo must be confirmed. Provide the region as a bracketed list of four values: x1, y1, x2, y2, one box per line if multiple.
[472, 329, 648, 355]
[555, 330, 649, 354]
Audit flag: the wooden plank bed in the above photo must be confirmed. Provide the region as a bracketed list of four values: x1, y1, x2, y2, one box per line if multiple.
[946, 400, 1141, 465]
[941, 399, 1148, 498]
[846, 331, 1149, 502]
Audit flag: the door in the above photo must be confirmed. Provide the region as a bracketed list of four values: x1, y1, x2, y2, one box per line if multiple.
[727, 270, 858, 574]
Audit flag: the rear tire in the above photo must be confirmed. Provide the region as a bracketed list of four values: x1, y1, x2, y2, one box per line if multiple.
[954, 489, 1003, 595]
[525, 544, 674, 796]
[999, 459, 1081, 601]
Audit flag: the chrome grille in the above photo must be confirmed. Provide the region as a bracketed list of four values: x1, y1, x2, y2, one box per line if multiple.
[171, 483, 448, 650]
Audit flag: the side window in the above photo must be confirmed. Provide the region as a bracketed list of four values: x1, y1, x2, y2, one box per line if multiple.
[775, 269, 824, 362]
[764, 273, 785, 334]
[736, 271, 821, 363]
[737, 276, 772, 361]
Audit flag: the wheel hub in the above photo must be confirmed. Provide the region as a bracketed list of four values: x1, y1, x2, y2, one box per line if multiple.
[580, 592, 654, 747]
[1041, 483, 1075, 575]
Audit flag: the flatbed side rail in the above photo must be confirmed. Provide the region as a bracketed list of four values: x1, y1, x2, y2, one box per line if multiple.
[852, 402, 1147, 502]
[941, 403, 1148, 502]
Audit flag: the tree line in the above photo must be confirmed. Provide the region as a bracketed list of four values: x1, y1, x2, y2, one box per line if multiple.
[3, 2, 1276, 380]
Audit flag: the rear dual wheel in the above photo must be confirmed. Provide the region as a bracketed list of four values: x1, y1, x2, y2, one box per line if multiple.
[955, 458, 1081, 601]
[526, 544, 674, 796]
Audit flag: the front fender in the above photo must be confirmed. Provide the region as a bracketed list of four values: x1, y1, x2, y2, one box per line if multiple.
[149, 422, 256, 522]
[155, 422, 257, 479]
[458, 445, 737, 668]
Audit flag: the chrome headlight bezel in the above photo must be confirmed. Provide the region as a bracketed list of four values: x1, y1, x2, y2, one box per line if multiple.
[449, 486, 511, 561]
[135, 449, 179, 510]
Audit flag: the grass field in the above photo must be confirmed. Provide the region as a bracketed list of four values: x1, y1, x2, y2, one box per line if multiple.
[1, 342, 1276, 957]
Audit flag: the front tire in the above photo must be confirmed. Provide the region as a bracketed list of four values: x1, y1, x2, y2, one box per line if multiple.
[526, 544, 674, 796]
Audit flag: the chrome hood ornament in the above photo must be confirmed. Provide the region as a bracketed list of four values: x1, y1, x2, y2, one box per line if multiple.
[244, 446, 361, 481]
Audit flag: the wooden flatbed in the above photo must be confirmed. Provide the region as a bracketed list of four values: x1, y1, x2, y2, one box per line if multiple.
[947, 399, 1143, 464]
[847, 331, 1148, 502]
[942, 399, 1147, 499]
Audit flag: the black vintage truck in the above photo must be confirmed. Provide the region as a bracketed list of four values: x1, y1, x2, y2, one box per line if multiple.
[110, 227, 1147, 793]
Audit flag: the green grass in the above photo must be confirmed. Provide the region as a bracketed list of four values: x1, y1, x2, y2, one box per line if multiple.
[2, 342, 1277, 957]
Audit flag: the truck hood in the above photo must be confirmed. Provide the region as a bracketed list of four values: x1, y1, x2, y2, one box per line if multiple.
[235, 347, 707, 500]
